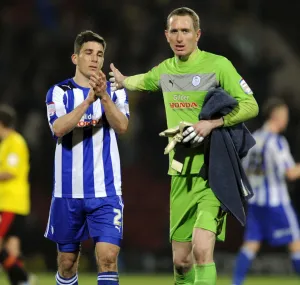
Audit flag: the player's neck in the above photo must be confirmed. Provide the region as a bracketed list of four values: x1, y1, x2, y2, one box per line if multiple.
[178, 54, 191, 61]
[177, 48, 198, 62]
[73, 71, 90, 88]
[265, 122, 280, 134]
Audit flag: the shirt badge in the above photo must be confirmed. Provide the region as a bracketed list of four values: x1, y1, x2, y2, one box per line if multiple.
[192, 76, 201, 87]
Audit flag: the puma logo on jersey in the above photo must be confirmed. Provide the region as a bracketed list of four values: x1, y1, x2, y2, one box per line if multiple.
[61, 84, 72, 89]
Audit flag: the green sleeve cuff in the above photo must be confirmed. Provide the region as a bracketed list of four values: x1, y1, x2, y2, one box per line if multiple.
[223, 96, 259, 127]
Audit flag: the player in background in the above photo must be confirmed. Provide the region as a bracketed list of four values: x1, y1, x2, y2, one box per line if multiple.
[0, 105, 31, 285]
[232, 98, 300, 285]
[109, 7, 258, 285]
[44, 30, 129, 285]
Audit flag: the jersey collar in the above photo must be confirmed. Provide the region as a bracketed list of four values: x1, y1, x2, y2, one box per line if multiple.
[175, 48, 203, 66]
[70, 78, 90, 91]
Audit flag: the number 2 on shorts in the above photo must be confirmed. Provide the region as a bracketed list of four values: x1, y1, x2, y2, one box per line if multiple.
[113, 208, 122, 226]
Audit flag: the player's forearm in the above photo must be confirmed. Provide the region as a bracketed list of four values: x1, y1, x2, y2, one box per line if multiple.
[209, 118, 224, 129]
[100, 93, 128, 134]
[223, 96, 259, 127]
[123, 74, 147, 91]
[53, 99, 92, 137]
[0, 172, 15, 181]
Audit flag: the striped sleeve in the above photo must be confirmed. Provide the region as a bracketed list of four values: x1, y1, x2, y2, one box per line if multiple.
[268, 135, 295, 175]
[45, 85, 66, 134]
[112, 88, 129, 118]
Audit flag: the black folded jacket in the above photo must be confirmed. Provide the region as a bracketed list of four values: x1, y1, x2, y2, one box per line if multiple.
[199, 87, 255, 226]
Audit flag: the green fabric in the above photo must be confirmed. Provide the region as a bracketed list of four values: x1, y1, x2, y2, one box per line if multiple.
[123, 73, 148, 91]
[124, 48, 258, 175]
[170, 175, 226, 242]
[194, 263, 217, 285]
[223, 96, 258, 127]
[174, 267, 195, 285]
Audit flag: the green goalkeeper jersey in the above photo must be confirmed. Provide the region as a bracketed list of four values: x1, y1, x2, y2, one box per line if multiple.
[124, 49, 258, 175]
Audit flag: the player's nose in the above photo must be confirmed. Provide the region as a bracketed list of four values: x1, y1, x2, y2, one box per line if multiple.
[176, 33, 183, 42]
[91, 54, 98, 63]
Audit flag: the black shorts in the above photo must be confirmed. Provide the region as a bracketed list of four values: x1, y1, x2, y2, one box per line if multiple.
[0, 212, 26, 239]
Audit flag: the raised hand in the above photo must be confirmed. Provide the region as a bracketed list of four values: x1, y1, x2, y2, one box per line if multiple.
[89, 71, 108, 98]
[109, 63, 127, 91]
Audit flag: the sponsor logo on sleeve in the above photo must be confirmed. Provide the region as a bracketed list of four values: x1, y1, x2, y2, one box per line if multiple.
[47, 102, 56, 116]
[239, 79, 253, 95]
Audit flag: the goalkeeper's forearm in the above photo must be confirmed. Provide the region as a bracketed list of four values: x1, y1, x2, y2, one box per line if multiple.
[123, 74, 147, 91]
[223, 96, 259, 127]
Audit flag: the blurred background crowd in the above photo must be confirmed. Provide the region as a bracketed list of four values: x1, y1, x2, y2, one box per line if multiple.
[1, 0, 300, 275]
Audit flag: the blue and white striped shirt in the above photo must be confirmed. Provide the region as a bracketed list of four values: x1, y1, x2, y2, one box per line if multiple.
[243, 127, 295, 207]
[243, 128, 295, 207]
[45, 78, 129, 198]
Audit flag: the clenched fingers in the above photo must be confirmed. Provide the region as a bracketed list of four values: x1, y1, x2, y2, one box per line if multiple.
[182, 126, 204, 144]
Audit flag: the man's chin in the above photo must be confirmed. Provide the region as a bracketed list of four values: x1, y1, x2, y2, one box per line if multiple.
[174, 50, 187, 56]
[86, 72, 95, 78]
[173, 49, 192, 58]
[86, 68, 100, 77]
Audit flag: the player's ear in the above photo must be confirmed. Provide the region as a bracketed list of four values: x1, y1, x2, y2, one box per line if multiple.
[71, 54, 78, 65]
[165, 30, 170, 43]
[196, 29, 201, 42]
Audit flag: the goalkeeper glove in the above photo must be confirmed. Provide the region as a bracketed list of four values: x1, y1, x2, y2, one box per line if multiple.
[159, 121, 194, 154]
[182, 126, 204, 145]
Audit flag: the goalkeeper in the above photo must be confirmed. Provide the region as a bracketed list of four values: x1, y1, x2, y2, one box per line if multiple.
[110, 7, 258, 285]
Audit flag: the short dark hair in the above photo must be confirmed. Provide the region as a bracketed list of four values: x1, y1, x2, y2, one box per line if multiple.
[167, 7, 200, 31]
[74, 30, 106, 54]
[0, 105, 16, 128]
[262, 97, 287, 119]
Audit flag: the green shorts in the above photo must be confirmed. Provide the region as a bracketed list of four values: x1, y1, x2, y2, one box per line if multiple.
[170, 174, 226, 242]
